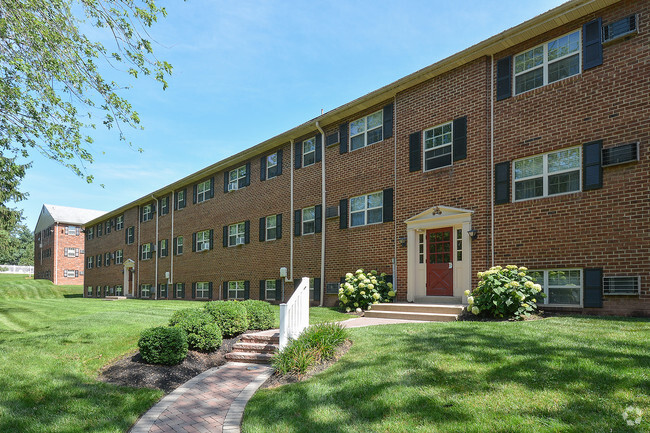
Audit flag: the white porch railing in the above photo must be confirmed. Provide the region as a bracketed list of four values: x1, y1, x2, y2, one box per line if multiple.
[279, 277, 310, 350]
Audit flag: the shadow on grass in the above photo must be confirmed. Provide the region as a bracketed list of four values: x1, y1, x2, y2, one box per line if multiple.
[63, 294, 84, 298]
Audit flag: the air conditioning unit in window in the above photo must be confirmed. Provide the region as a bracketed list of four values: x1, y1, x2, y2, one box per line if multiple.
[603, 276, 640, 295]
[602, 142, 638, 167]
[602, 14, 637, 44]
[228, 183, 238, 192]
[236, 238, 245, 246]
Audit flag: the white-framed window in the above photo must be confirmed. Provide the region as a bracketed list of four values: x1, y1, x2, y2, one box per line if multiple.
[115, 250, 123, 264]
[160, 196, 169, 215]
[197, 180, 211, 202]
[177, 190, 186, 209]
[350, 192, 383, 227]
[64, 247, 78, 258]
[104, 252, 110, 266]
[228, 166, 247, 191]
[266, 153, 279, 178]
[302, 207, 315, 235]
[116, 215, 124, 230]
[265, 215, 277, 241]
[141, 243, 152, 260]
[126, 226, 135, 244]
[513, 146, 581, 201]
[96, 223, 103, 237]
[105, 220, 111, 234]
[96, 286, 101, 297]
[87, 256, 94, 269]
[228, 281, 245, 300]
[528, 269, 582, 306]
[115, 285, 123, 296]
[176, 236, 184, 255]
[196, 282, 210, 299]
[303, 137, 316, 167]
[142, 205, 153, 222]
[423, 121, 453, 171]
[66, 226, 78, 236]
[87, 227, 94, 240]
[514, 30, 581, 95]
[175, 283, 184, 298]
[418, 233, 425, 264]
[96, 254, 102, 267]
[265, 279, 276, 300]
[87, 286, 93, 296]
[456, 229, 463, 262]
[196, 230, 210, 252]
[63, 269, 77, 278]
[228, 223, 246, 246]
[159, 239, 168, 257]
[350, 110, 383, 151]
[140, 284, 151, 298]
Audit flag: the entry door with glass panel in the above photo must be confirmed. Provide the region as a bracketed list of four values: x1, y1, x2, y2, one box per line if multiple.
[426, 227, 453, 296]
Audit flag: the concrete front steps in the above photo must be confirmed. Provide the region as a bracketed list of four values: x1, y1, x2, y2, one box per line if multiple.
[364, 303, 464, 322]
[225, 330, 279, 364]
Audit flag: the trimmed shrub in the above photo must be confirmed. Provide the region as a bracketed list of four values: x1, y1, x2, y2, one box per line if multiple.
[338, 269, 395, 311]
[241, 300, 274, 330]
[169, 308, 222, 352]
[138, 326, 188, 365]
[272, 322, 349, 375]
[204, 301, 248, 338]
[468, 265, 545, 320]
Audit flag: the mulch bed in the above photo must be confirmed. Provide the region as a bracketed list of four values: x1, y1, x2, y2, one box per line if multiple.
[98, 336, 241, 393]
[260, 339, 353, 389]
[458, 309, 549, 322]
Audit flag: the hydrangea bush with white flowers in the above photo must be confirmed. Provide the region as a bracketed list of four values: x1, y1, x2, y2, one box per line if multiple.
[466, 265, 545, 320]
[339, 269, 395, 312]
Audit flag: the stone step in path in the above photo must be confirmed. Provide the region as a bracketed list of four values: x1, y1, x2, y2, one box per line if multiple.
[364, 303, 464, 322]
[225, 330, 279, 365]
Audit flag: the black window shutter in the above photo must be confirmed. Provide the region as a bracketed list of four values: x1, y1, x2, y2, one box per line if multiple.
[222, 282, 228, 300]
[244, 281, 250, 300]
[209, 229, 214, 250]
[383, 188, 394, 223]
[583, 18, 603, 71]
[314, 278, 321, 301]
[315, 134, 322, 163]
[181, 283, 186, 299]
[496, 56, 512, 101]
[583, 140, 603, 191]
[339, 123, 348, 154]
[315, 205, 322, 233]
[259, 280, 265, 300]
[244, 162, 251, 186]
[173, 191, 178, 210]
[181, 188, 186, 208]
[158, 240, 162, 257]
[140, 207, 143, 223]
[244, 220, 250, 244]
[223, 172, 229, 193]
[276, 213, 282, 239]
[295, 140, 302, 169]
[192, 282, 196, 299]
[276, 280, 282, 301]
[193, 184, 197, 204]
[277, 149, 283, 175]
[339, 199, 348, 229]
[294, 209, 302, 236]
[452, 116, 467, 161]
[173, 237, 177, 256]
[209, 177, 215, 198]
[583, 268, 603, 308]
[192, 232, 196, 252]
[223, 226, 228, 247]
[383, 103, 394, 139]
[259, 217, 266, 242]
[260, 156, 267, 181]
[158, 201, 162, 216]
[409, 131, 422, 172]
[208, 282, 213, 299]
[125, 228, 128, 244]
[494, 162, 511, 205]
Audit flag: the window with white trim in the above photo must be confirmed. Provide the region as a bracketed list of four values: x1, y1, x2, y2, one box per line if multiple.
[96, 286, 101, 297]
[302, 207, 315, 235]
[528, 269, 582, 306]
[175, 283, 184, 298]
[140, 284, 151, 298]
[115, 249, 123, 265]
[141, 243, 152, 260]
[87, 286, 93, 296]
[423, 121, 452, 171]
[104, 252, 110, 266]
[64, 247, 78, 258]
[87, 227, 94, 240]
[97, 223, 103, 237]
[87, 256, 94, 269]
[350, 110, 383, 151]
[196, 282, 209, 298]
[176, 236, 184, 255]
[265, 215, 277, 241]
[142, 205, 153, 222]
[197, 180, 211, 202]
[418, 233, 425, 264]
[228, 166, 247, 191]
[116, 215, 124, 230]
[105, 220, 111, 234]
[303, 137, 316, 167]
[126, 226, 135, 244]
[115, 285, 123, 296]
[160, 196, 169, 215]
[159, 239, 168, 258]
[177, 190, 185, 208]
[513, 146, 581, 201]
[196, 230, 210, 251]
[66, 226, 78, 236]
[350, 192, 383, 227]
[266, 153, 279, 179]
[228, 281, 245, 300]
[228, 223, 245, 246]
[265, 279, 276, 300]
[514, 30, 581, 95]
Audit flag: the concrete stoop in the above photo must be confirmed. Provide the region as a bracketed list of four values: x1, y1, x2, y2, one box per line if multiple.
[364, 303, 464, 322]
[225, 331, 279, 364]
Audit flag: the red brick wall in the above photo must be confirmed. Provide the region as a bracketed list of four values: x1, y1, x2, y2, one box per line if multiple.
[34, 223, 86, 285]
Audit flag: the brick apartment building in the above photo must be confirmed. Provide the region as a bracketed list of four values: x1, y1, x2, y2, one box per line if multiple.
[34, 204, 106, 285]
[84, 0, 649, 316]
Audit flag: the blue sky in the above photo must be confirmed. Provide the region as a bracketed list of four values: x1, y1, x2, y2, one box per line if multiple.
[17, 0, 566, 231]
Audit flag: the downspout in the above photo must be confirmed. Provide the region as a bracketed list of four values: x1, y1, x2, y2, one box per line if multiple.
[170, 190, 174, 293]
[152, 195, 159, 300]
[490, 55, 495, 266]
[137, 205, 140, 296]
[53, 224, 58, 285]
[315, 122, 326, 306]
[392, 94, 398, 295]
[289, 139, 295, 295]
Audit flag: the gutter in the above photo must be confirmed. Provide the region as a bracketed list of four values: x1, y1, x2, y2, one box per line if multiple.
[152, 195, 159, 300]
[315, 122, 326, 306]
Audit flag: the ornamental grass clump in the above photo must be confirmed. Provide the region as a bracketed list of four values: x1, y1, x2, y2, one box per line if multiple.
[467, 265, 545, 320]
[338, 269, 395, 312]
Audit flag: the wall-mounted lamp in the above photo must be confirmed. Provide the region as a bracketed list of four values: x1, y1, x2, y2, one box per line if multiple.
[467, 229, 478, 240]
[398, 237, 408, 247]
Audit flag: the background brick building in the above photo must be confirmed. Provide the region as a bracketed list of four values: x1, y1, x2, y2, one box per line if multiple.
[84, 0, 648, 316]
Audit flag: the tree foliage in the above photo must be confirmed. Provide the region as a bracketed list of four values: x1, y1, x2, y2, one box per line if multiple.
[0, 223, 34, 265]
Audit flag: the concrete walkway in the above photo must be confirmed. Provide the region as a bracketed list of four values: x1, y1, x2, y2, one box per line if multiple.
[130, 317, 426, 433]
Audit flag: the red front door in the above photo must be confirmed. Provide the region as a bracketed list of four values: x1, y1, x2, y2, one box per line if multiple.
[426, 227, 453, 296]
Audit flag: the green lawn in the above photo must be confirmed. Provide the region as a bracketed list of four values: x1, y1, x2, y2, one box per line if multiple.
[0, 275, 348, 432]
[243, 317, 650, 433]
